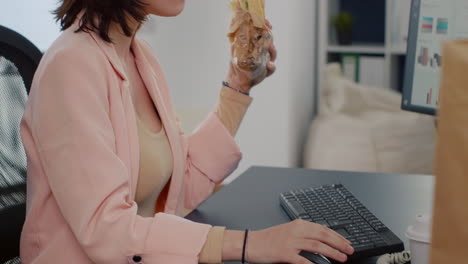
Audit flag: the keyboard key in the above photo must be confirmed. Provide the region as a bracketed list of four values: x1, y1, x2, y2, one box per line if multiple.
[299, 215, 312, 221]
[358, 223, 372, 229]
[375, 241, 387, 247]
[369, 221, 383, 226]
[362, 227, 375, 234]
[314, 220, 330, 227]
[287, 200, 307, 217]
[373, 237, 386, 243]
[348, 229, 361, 235]
[356, 234, 369, 239]
[374, 225, 389, 232]
[358, 209, 370, 215]
[335, 229, 350, 238]
[323, 215, 335, 220]
[327, 219, 352, 228]
[353, 243, 374, 251]
[359, 238, 372, 244]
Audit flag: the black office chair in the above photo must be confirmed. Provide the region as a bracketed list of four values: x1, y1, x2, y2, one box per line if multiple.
[0, 25, 42, 264]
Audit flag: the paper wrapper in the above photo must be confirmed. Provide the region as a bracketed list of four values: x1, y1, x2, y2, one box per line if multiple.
[228, 0, 272, 82]
[430, 40, 468, 263]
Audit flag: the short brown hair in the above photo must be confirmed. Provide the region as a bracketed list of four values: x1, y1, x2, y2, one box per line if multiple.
[54, 0, 147, 42]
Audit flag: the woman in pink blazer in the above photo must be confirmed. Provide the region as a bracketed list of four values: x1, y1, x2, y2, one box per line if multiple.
[19, 0, 354, 263]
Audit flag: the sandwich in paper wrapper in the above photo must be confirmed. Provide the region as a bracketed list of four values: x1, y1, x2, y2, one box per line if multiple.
[228, 0, 273, 83]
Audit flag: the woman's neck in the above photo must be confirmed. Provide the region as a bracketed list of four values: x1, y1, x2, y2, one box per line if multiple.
[108, 16, 141, 61]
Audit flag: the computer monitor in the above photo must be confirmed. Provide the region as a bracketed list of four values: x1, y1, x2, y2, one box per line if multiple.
[402, 0, 468, 115]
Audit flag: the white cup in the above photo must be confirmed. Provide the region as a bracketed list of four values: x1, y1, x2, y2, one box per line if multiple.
[406, 214, 432, 264]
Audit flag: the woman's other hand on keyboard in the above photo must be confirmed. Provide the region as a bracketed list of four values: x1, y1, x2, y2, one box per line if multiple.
[246, 219, 354, 263]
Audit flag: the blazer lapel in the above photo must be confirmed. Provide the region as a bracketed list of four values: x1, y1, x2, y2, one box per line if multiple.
[88, 32, 185, 215]
[89, 32, 142, 200]
[131, 40, 184, 214]
[89, 32, 127, 81]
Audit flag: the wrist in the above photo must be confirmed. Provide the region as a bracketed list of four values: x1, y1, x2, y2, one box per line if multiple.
[245, 230, 262, 263]
[242, 230, 249, 263]
[223, 81, 250, 96]
[225, 75, 251, 94]
[222, 230, 244, 261]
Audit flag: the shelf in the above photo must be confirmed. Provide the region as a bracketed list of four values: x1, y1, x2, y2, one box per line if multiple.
[327, 44, 386, 55]
[318, 0, 411, 93]
[389, 45, 408, 55]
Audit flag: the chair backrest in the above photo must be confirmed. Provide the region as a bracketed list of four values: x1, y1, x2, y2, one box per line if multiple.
[0, 25, 42, 263]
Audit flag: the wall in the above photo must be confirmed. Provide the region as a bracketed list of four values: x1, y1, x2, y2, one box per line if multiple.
[139, 0, 317, 181]
[0, 0, 60, 51]
[288, 1, 318, 167]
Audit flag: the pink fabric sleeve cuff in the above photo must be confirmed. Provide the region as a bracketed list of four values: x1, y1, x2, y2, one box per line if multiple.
[140, 213, 212, 263]
[188, 113, 242, 183]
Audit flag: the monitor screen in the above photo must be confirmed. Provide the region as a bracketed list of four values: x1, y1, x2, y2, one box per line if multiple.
[402, 0, 468, 115]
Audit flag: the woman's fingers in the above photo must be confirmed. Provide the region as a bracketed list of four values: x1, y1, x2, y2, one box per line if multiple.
[301, 240, 348, 263]
[314, 224, 351, 244]
[302, 224, 354, 255]
[265, 43, 277, 77]
[269, 43, 277, 62]
[320, 225, 351, 245]
[266, 61, 276, 77]
[266, 19, 273, 30]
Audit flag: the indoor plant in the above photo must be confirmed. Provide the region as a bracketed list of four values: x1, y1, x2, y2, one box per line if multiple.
[332, 11, 354, 45]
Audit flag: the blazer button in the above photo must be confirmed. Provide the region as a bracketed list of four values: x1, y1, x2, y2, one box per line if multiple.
[132, 255, 142, 263]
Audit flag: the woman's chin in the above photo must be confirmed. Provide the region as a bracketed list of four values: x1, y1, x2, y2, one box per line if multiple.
[149, 2, 185, 17]
[166, 7, 184, 17]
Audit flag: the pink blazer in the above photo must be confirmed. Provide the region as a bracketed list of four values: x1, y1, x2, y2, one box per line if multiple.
[19, 25, 242, 263]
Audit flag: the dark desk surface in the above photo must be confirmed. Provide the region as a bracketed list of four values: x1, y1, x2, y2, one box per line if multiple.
[186, 167, 434, 264]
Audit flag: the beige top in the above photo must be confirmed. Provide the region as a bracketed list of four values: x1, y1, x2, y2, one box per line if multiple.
[135, 115, 173, 217]
[136, 86, 252, 263]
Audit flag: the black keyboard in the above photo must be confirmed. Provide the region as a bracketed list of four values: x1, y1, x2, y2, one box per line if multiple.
[280, 184, 404, 261]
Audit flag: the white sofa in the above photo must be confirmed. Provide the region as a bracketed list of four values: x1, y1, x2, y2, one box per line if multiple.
[303, 64, 436, 175]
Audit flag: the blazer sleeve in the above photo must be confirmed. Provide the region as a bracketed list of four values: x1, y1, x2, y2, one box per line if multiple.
[182, 113, 243, 210]
[29, 50, 212, 264]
